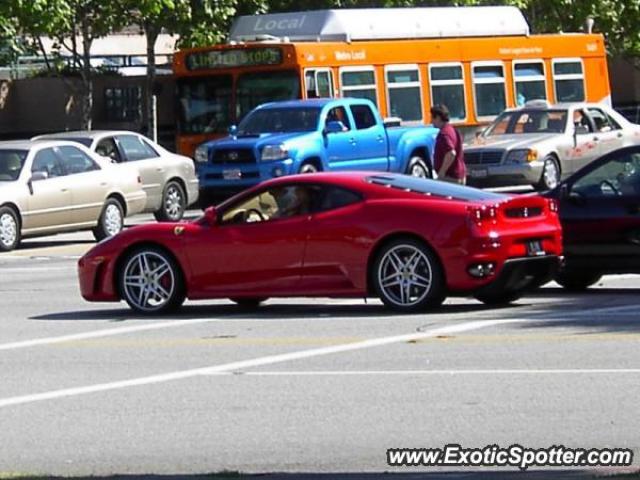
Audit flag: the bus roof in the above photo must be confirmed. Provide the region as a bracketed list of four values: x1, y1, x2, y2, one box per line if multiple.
[229, 6, 530, 43]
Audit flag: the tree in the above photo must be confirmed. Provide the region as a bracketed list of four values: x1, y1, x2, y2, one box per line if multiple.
[124, 0, 238, 140]
[10, 0, 127, 128]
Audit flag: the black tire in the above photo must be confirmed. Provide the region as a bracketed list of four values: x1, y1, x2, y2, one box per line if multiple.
[93, 198, 124, 242]
[372, 238, 445, 312]
[406, 155, 432, 179]
[555, 270, 602, 291]
[154, 181, 186, 222]
[535, 155, 561, 191]
[299, 162, 319, 174]
[0, 206, 21, 252]
[118, 246, 186, 314]
[475, 292, 522, 306]
[230, 297, 268, 309]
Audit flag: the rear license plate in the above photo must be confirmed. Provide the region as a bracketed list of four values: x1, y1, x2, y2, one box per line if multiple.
[222, 169, 242, 180]
[469, 168, 488, 178]
[526, 240, 545, 256]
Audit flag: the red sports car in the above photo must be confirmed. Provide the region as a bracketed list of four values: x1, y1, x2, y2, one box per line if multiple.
[78, 172, 562, 314]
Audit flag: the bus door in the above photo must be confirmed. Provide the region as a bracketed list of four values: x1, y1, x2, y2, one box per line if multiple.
[305, 68, 334, 99]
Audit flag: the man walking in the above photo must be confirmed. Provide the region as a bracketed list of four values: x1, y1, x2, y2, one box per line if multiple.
[430, 104, 466, 184]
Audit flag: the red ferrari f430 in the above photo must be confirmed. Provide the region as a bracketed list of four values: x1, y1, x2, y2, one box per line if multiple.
[78, 173, 562, 313]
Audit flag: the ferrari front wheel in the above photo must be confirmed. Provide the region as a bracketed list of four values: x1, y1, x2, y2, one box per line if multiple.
[373, 238, 445, 312]
[119, 247, 186, 314]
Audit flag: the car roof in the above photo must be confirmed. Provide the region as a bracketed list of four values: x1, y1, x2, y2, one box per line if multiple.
[34, 130, 140, 140]
[258, 98, 339, 109]
[0, 139, 85, 150]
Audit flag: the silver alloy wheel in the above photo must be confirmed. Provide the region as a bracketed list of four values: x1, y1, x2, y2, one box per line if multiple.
[104, 203, 123, 237]
[377, 244, 433, 307]
[123, 251, 175, 312]
[543, 158, 560, 189]
[299, 163, 318, 174]
[164, 184, 184, 220]
[0, 213, 17, 248]
[409, 158, 428, 178]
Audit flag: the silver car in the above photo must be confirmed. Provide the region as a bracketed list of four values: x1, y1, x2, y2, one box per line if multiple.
[34, 131, 199, 221]
[0, 140, 146, 252]
[464, 101, 640, 190]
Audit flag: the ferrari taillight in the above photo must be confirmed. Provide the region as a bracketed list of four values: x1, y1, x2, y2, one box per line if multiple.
[468, 205, 497, 223]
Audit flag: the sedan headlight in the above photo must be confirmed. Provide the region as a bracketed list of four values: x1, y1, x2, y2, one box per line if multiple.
[261, 144, 288, 161]
[194, 145, 208, 163]
[505, 149, 538, 164]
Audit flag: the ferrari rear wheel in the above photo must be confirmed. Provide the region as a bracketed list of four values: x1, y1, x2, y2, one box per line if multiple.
[373, 239, 445, 312]
[555, 270, 602, 291]
[230, 297, 268, 309]
[119, 247, 185, 314]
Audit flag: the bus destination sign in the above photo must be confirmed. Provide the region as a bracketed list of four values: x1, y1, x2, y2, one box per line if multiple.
[186, 47, 283, 70]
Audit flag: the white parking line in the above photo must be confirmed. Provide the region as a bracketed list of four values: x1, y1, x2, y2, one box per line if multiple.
[227, 368, 640, 376]
[0, 318, 517, 408]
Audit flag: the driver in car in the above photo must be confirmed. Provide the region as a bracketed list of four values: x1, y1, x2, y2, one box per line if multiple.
[273, 186, 311, 218]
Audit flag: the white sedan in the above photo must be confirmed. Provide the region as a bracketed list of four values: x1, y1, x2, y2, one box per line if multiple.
[34, 131, 199, 221]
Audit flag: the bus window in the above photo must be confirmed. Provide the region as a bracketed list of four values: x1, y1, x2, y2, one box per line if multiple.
[513, 61, 547, 106]
[553, 59, 585, 102]
[429, 63, 466, 122]
[340, 67, 378, 106]
[305, 69, 333, 98]
[472, 63, 507, 119]
[236, 70, 301, 120]
[177, 76, 232, 135]
[385, 65, 423, 122]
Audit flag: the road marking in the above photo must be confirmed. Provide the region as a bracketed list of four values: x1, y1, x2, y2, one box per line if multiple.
[0, 266, 76, 273]
[0, 318, 228, 352]
[223, 368, 640, 376]
[0, 318, 516, 408]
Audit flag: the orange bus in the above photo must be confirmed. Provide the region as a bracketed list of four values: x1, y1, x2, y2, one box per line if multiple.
[173, 6, 611, 157]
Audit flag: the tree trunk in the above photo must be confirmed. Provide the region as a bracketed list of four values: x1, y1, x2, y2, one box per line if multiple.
[80, 16, 93, 130]
[145, 22, 159, 141]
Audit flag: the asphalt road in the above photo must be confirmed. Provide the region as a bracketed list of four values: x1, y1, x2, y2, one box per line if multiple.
[1, 215, 639, 479]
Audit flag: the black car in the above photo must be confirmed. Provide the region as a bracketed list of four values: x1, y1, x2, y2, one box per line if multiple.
[545, 144, 640, 290]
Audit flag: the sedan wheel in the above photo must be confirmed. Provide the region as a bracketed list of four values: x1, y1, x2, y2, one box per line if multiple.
[373, 239, 445, 312]
[0, 207, 20, 252]
[537, 156, 560, 190]
[93, 199, 124, 242]
[155, 181, 186, 222]
[120, 248, 185, 314]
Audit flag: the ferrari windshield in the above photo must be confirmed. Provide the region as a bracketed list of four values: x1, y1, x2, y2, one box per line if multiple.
[0, 149, 28, 181]
[238, 108, 321, 136]
[485, 109, 568, 136]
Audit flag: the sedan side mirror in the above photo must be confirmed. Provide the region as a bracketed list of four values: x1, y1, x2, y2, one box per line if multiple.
[324, 121, 346, 135]
[204, 206, 218, 226]
[30, 171, 48, 182]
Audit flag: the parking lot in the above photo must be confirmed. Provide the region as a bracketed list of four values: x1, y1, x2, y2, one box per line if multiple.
[0, 213, 639, 477]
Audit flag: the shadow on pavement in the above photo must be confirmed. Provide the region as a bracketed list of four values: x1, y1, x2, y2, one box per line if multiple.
[29, 301, 519, 322]
[17, 239, 95, 250]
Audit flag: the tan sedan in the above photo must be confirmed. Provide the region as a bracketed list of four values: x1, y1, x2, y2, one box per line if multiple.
[0, 140, 146, 252]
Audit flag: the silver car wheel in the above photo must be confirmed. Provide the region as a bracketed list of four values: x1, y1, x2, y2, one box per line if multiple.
[411, 163, 428, 178]
[104, 203, 123, 237]
[123, 251, 175, 312]
[0, 213, 17, 248]
[377, 244, 433, 307]
[164, 184, 184, 220]
[543, 158, 560, 189]
[299, 163, 318, 174]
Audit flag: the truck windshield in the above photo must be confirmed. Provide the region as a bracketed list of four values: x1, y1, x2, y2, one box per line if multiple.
[236, 70, 301, 120]
[238, 108, 321, 136]
[485, 109, 568, 136]
[0, 150, 27, 181]
[177, 75, 232, 135]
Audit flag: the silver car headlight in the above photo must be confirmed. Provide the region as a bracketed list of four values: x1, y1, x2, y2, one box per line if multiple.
[505, 149, 538, 164]
[194, 145, 208, 163]
[261, 144, 288, 161]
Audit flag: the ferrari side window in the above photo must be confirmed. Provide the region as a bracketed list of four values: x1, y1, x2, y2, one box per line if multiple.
[317, 186, 362, 212]
[221, 185, 317, 224]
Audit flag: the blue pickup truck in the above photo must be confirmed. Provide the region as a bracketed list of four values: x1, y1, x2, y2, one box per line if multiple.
[194, 98, 439, 198]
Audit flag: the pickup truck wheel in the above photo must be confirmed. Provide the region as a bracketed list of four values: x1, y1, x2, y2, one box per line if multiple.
[407, 156, 431, 178]
[536, 156, 560, 190]
[299, 162, 319, 174]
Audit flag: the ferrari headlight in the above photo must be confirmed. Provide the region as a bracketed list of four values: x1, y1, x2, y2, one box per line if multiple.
[506, 149, 538, 164]
[194, 144, 208, 163]
[261, 144, 288, 161]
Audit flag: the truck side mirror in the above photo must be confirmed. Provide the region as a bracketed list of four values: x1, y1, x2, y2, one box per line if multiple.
[324, 121, 346, 135]
[228, 125, 238, 137]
